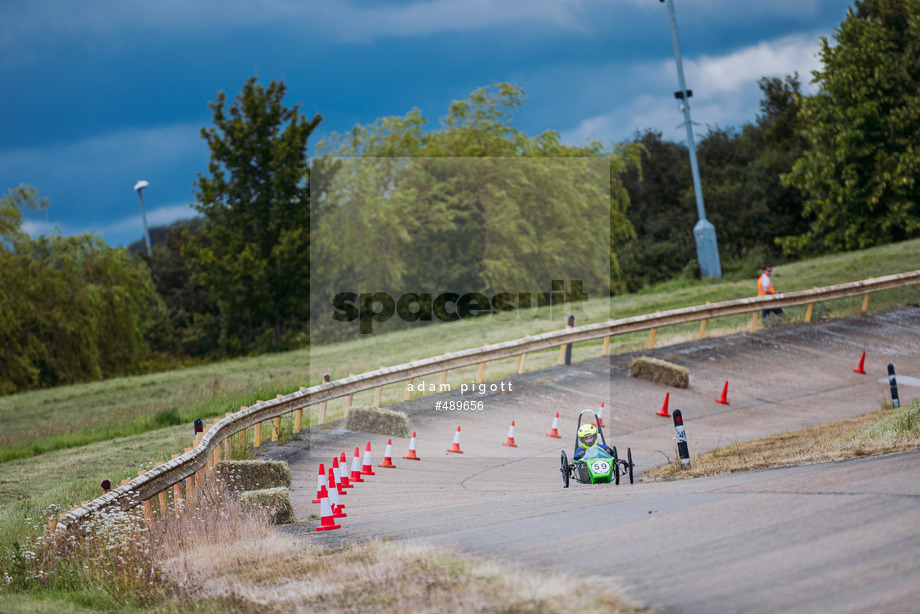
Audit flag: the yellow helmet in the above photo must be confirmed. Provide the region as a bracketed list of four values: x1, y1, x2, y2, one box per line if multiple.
[577, 423, 597, 447]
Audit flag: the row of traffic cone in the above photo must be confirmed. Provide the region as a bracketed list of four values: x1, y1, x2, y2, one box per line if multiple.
[651, 351, 870, 418]
[315, 441, 385, 531]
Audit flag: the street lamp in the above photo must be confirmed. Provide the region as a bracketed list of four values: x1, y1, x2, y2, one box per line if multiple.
[133, 180, 152, 255]
[660, 0, 722, 278]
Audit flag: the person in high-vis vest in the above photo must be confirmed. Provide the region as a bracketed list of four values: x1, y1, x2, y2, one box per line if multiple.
[758, 265, 783, 323]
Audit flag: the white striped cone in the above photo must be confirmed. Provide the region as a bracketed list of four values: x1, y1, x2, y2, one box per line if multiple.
[350, 446, 365, 482]
[331, 457, 346, 495]
[546, 412, 561, 438]
[403, 431, 421, 460]
[315, 485, 341, 531]
[378, 438, 396, 468]
[360, 441, 376, 475]
[447, 426, 463, 453]
[327, 468, 346, 518]
[597, 402, 605, 427]
[311, 462, 327, 504]
[339, 452, 353, 488]
[502, 421, 517, 447]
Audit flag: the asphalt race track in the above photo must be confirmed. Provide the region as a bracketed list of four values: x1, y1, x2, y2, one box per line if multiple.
[284, 307, 920, 613]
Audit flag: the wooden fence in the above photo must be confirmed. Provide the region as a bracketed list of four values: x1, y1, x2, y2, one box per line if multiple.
[54, 269, 920, 533]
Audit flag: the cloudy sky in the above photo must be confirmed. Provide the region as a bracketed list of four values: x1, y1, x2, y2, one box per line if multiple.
[1, 0, 855, 248]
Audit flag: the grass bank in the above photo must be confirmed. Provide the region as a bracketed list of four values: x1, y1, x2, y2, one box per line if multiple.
[1, 479, 639, 613]
[645, 398, 920, 481]
[3, 238, 918, 467]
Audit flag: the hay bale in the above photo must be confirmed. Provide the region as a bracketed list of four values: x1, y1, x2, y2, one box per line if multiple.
[218, 459, 291, 491]
[345, 405, 412, 437]
[629, 356, 690, 388]
[241, 487, 296, 525]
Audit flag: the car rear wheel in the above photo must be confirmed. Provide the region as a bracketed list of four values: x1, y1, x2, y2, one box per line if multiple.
[560, 450, 570, 488]
[611, 446, 620, 485]
[627, 447, 634, 484]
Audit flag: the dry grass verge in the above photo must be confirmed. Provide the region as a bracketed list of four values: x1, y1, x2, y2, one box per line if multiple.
[218, 460, 291, 491]
[646, 398, 920, 480]
[165, 531, 640, 613]
[8, 478, 638, 613]
[344, 405, 412, 438]
[629, 356, 689, 388]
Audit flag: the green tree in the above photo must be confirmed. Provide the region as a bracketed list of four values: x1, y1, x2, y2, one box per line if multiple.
[190, 76, 322, 351]
[145, 219, 220, 358]
[621, 75, 810, 287]
[0, 185, 160, 394]
[782, 0, 920, 254]
[314, 83, 640, 309]
[618, 130, 695, 290]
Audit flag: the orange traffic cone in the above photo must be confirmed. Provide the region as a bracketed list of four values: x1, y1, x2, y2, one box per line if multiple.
[311, 463, 327, 504]
[853, 351, 867, 374]
[403, 432, 421, 460]
[360, 441, 376, 476]
[597, 402, 605, 427]
[716, 381, 730, 405]
[502, 421, 517, 447]
[657, 392, 671, 417]
[339, 452, 353, 488]
[331, 457, 346, 495]
[315, 485, 341, 531]
[447, 426, 463, 453]
[349, 446, 365, 482]
[327, 468, 346, 518]
[546, 412, 561, 438]
[378, 438, 396, 468]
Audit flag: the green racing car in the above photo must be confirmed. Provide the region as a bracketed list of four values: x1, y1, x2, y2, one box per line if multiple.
[560, 409, 634, 487]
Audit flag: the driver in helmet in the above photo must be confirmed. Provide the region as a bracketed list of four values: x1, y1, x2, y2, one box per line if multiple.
[573, 423, 615, 460]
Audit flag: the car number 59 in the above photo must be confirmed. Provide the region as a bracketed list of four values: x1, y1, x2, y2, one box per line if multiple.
[591, 461, 609, 473]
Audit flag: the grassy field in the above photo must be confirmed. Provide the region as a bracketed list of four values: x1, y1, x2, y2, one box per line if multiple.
[1, 238, 919, 611]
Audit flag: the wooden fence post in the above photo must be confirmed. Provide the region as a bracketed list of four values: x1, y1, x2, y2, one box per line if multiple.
[439, 368, 448, 390]
[750, 312, 758, 332]
[138, 470, 154, 528]
[223, 413, 232, 459]
[345, 374, 355, 412]
[184, 448, 195, 502]
[476, 345, 487, 384]
[517, 336, 529, 374]
[272, 416, 281, 442]
[155, 463, 168, 515]
[171, 454, 183, 513]
[698, 303, 711, 339]
[294, 387, 306, 433]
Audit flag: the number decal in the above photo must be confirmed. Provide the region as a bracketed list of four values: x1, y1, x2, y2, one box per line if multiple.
[591, 461, 609, 473]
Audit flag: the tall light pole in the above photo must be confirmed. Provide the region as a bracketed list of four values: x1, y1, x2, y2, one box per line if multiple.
[661, 0, 722, 278]
[133, 180, 152, 255]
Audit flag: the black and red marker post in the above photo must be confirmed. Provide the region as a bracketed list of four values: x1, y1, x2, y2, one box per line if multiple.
[564, 315, 574, 365]
[673, 409, 690, 468]
[194, 417, 203, 435]
[888, 363, 900, 409]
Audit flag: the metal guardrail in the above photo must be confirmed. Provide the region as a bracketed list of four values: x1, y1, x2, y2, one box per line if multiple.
[56, 269, 920, 532]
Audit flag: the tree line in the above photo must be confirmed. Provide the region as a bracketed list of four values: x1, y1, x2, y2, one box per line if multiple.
[2, 0, 917, 394]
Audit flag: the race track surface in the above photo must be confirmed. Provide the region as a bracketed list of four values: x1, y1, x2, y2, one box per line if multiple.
[282, 307, 920, 613]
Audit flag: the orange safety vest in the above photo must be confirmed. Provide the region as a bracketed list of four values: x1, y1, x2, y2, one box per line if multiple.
[758, 273, 774, 295]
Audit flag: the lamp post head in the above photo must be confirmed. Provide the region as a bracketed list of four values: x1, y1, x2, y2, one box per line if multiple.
[133, 180, 149, 192]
